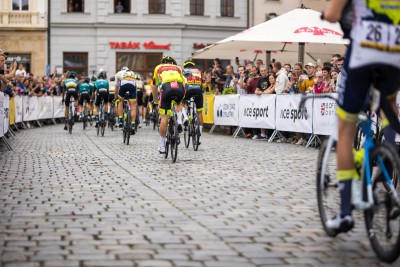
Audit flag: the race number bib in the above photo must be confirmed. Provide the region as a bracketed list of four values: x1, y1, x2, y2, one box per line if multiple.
[360, 20, 400, 52]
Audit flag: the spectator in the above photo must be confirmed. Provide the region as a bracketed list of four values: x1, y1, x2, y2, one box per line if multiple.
[202, 70, 214, 95]
[0, 52, 10, 92]
[335, 56, 345, 92]
[115, 1, 124, 13]
[245, 64, 259, 94]
[298, 62, 316, 93]
[256, 59, 263, 75]
[236, 65, 247, 95]
[331, 54, 341, 69]
[273, 61, 289, 95]
[15, 64, 26, 77]
[255, 65, 271, 95]
[284, 63, 292, 74]
[313, 71, 328, 94]
[212, 59, 226, 94]
[330, 68, 340, 92]
[222, 65, 239, 94]
[321, 66, 334, 92]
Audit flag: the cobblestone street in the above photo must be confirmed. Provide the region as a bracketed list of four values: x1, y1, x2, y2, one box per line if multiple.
[0, 124, 394, 267]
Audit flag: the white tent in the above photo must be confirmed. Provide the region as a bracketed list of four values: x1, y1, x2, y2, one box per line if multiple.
[193, 8, 349, 63]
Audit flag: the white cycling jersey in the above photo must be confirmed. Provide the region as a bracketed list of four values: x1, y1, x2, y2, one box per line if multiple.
[115, 70, 136, 87]
[349, 0, 400, 69]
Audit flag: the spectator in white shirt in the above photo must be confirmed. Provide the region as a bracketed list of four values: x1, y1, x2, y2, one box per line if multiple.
[15, 64, 26, 77]
[273, 62, 289, 95]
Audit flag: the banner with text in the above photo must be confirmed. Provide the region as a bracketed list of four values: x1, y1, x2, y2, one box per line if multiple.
[312, 93, 338, 135]
[0, 94, 4, 137]
[239, 94, 276, 129]
[39, 96, 54, 119]
[4, 95, 9, 134]
[202, 95, 215, 124]
[15, 95, 23, 123]
[213, 95, 240, 126]
[22, 96, 39, 121]
[53, 96, 65, 118]
[275, 94, 313, 133]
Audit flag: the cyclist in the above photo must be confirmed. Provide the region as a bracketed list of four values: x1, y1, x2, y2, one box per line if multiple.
[152, 55, 185, 154]
[92, 72, 109, 128]
[322, 0, 400, 233]
[78, 77, 92, 120]
[143, 81, 153, 124]
[116, 67, 137, 134]
[135, 73, 144, 128]
[89, 76, 97, 121]
[62, 71, 79, 131]
[108, 76, 117, 123]
[182, 60, 204, 144]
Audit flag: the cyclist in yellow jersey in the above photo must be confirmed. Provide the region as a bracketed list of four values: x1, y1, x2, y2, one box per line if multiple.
[152, 55, 186, 154]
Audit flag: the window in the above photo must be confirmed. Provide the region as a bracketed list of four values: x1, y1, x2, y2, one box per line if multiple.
[116, 52, 162, 79]
[221, 0, 234, 17]
[67, 0, 84, 13]
[190, 0, 204, 16]
[114, 0, 130, 13]
[6, 54, 31, 73]
[149, 0, 165, 14]
[63, 52, 88, 75]
[12, 0, 29, 11]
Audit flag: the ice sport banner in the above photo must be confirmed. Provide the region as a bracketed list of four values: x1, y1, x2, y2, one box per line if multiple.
[238, 94, 276, 129]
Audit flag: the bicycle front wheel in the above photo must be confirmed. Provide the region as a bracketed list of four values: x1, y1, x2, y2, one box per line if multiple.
[170, 115, 179, 163]
[364, 143, 400, 263]
[184, 119, 191, 148]
[192, 113, 200, 151]
[316, 137, 340, 237]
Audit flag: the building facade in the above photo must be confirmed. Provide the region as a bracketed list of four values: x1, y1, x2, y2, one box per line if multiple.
[0, 0, 48, 76]
[51, 0, 248, 78]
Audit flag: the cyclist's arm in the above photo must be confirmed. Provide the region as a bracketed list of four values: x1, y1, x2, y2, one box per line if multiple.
[323, 0, 348, 23]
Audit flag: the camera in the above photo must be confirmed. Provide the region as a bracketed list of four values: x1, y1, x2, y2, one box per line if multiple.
[244, 70, 249, 76]
[0, 69, 4, 75]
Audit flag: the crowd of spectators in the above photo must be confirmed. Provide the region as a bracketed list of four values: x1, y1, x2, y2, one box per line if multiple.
[200, 54, 343, 144]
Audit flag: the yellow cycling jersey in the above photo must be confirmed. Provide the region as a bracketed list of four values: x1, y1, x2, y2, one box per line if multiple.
[153, 64, 185, 85]
[109, 81, 116, 93]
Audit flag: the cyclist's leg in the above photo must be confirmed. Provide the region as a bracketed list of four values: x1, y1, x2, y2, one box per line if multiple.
[74, 92, 79, 117]
[117, 86, 126, 126]
[137, 90, 144, 126]
[64, 92, 71, 130]
[94, 93, 100, 126]
[127, 85, 137, 131]
[182, 86, 190, 125]
[173, 83, 185, 129]
[330, 61, 372, 232]
[194, 89, 204, 140]
[158, 84, 174, 153]
[102, 92, 109, 119]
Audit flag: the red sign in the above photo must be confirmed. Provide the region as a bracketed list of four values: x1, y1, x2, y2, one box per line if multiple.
[109, 41, 140, 49]
[193, 43, 213, 49]
[109, 41, 171, 50]
[143, 41, 170, 50]
[294, 27, 342, 36]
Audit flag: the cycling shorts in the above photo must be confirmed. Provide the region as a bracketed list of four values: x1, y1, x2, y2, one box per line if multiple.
[137, 90, 144, 106]
[65, 91, 78, 106]
[118, 83, 136, 102]
[94, 91, 109, 106]
[159, 81, 185, 115]
[184, 88, 204, 111]
[79, 92, 91, 106]
[337, 43, 400, 122]
[108, 92, 115, 103]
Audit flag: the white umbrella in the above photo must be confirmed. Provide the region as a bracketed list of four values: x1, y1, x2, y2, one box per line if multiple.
[193, 8, 348, 63]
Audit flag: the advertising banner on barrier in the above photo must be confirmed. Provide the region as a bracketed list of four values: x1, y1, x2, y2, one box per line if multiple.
[4, 96, 9, 134]
[202, 95, 215, 124]
[275, 94, 313, 133]
[0, 94, 4, 137]
[239, 94, 276, 129]
[213, 95, 240, 126]
[39, 96, 54, 119]
[23, 96, 39, 121]
[15, 95, 23, 123]
[312, 93, 338, 135]
[53, 96, 65, 118]
[9, 97, 15, 125]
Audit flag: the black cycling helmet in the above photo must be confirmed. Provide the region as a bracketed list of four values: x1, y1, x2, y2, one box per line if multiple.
[91, 76, 97, 82]
[84, 77, 90, 83]
[97, 72, 106, 79]
[161, 55, 177, 65]
[183, 60, 195, 68]
[67, 71, 77, 79]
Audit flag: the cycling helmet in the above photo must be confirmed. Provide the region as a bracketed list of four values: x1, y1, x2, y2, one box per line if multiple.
[84, 77, 90, 83]
[121, 66, 129, 71]
[161, 55, 177, 65]
[97, 72, 106, 79]
[110, 76, 115, 82]
[91, 76, 97, 82]
[183, 60, 195, 68]
[134, 73, 142, 80]
[67, 71, 77, 79]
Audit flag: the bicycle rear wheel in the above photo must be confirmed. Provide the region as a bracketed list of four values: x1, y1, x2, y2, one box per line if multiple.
[364, 143, 400, 263]
[170, 115, 179, 163]
[316, 137, 340, 237]
[82, 103, 87, 130]
[126, 112, 131, 145]
[192, 112, 200, 151]
[184, 119, 191, 148]
[68, 104, 73, 134]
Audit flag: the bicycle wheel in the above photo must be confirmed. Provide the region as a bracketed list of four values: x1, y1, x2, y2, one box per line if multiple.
[184, 118, 191, 148]
[109, 107, 114, 131]
[192, 112, 200, 151]
[101, 120, 105, 137]
[82, 103, 87, 130]
[170, 115, 179, 163]
[165, 120, 170, 159]
[68, 104, 73, 134]
[126, 112, 131, 145]
[316, 137, 340, 237]
[364, 143, 400, 263]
